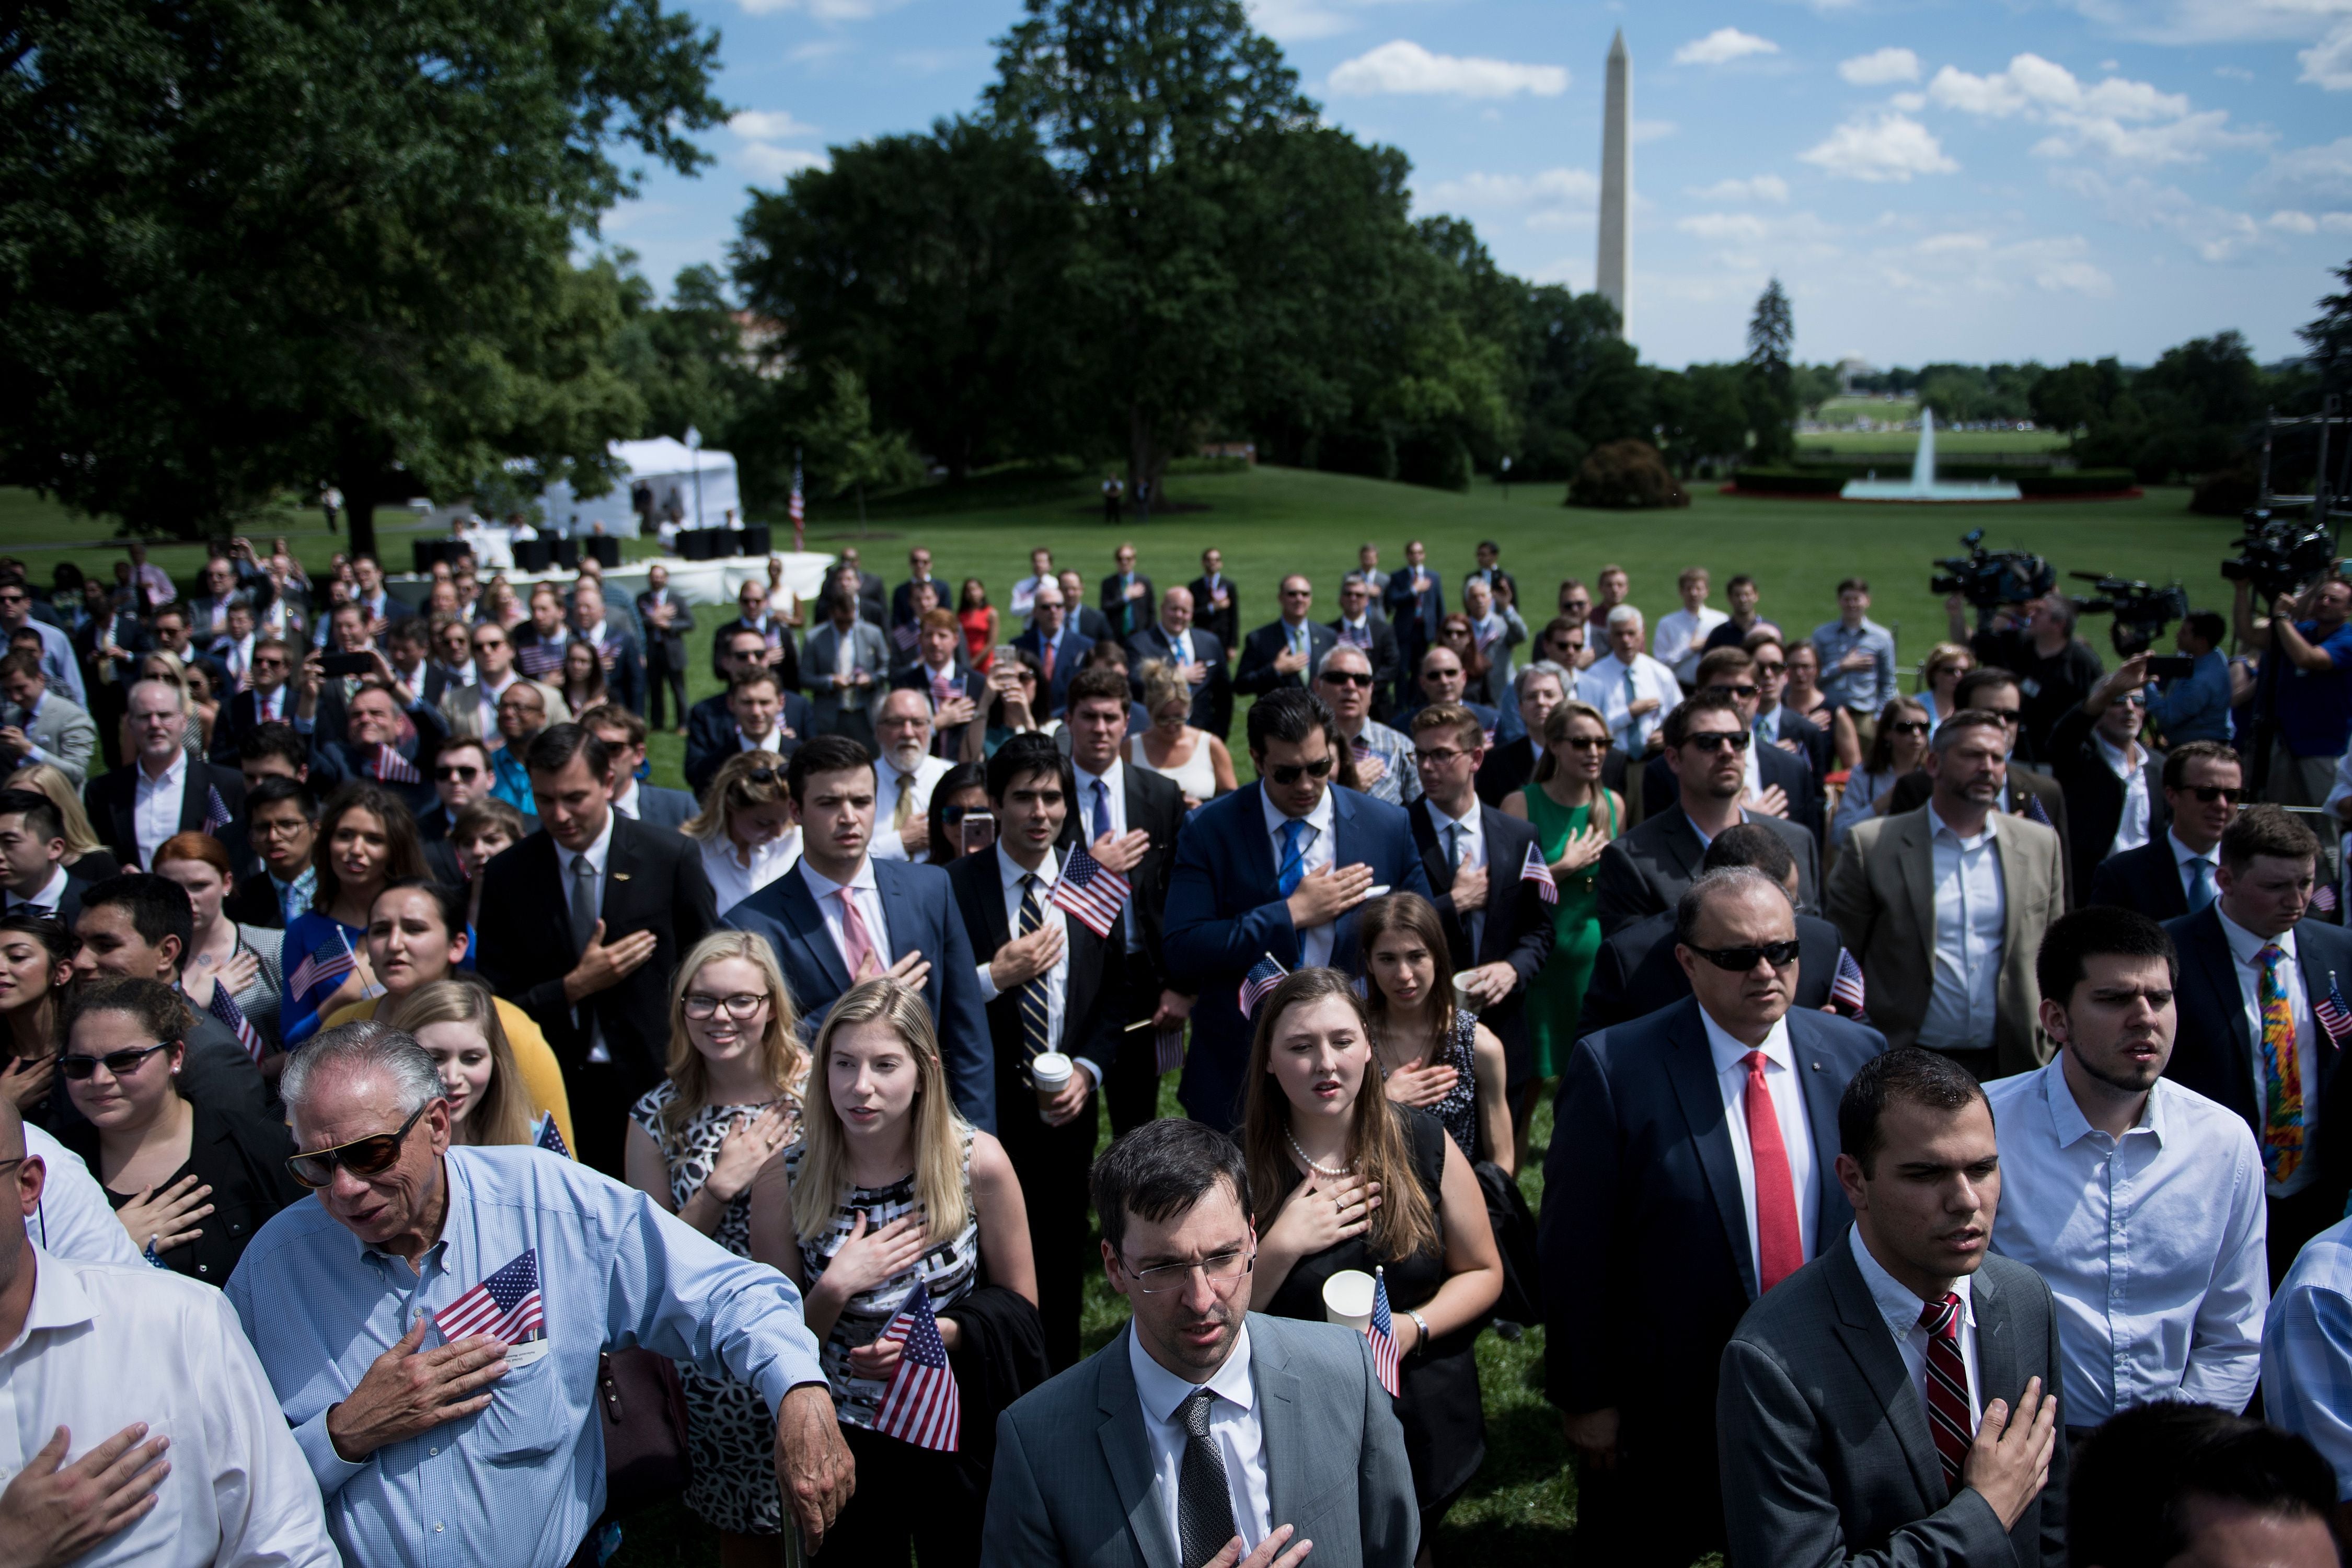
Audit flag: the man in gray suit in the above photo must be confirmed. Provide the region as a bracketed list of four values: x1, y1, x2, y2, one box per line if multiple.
[581, 704, 694, 831]
[802, 583, 889, 753]
[1717, 1047, 2065, 1567]
[983, 1120, 1416, 1568]
[0, 650, 97, 787]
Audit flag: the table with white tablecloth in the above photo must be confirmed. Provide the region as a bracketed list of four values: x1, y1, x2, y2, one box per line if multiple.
[391, 551, 836, 610]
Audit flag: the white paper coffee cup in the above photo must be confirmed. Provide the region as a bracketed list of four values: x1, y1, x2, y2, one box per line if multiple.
[1031, 1051, 1073, 1107]
[1323, 1269, 1375, 1331]
[1452, 974, 1481, 1014]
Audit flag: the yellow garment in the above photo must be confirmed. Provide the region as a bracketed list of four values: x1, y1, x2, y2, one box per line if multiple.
[322, 992, 575, 1156]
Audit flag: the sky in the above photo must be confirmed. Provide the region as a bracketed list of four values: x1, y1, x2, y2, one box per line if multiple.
[605, 0, 2352, 373]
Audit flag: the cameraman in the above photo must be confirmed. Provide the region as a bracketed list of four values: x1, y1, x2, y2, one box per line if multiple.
[2143, 609, 2231, 746]
[1946, 589, 2103, 765]
[2235, 575, 2352, 832]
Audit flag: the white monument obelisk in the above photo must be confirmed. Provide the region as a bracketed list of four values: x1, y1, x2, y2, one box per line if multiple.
[1597, 29, 1631, 339]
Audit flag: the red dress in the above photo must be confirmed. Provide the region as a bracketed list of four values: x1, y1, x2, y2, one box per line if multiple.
[960, 608, 995, 671]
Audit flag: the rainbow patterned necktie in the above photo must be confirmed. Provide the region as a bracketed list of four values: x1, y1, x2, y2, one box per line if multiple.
[2257, 943, 2306, 1183]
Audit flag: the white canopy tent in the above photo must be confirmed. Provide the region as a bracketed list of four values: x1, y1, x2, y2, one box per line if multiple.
[538, 436, 742, 538]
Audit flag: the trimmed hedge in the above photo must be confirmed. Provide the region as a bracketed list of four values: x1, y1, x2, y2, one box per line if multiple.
[1566, 440, 1689, 509]
[2017, 469, 2138, 497]
[1727, 468, 1844, 495]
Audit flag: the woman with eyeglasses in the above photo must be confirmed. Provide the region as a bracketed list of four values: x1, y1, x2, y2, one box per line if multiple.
[958, 578, 998, 674]
[685, 750, 799, 915]
[380, 976, 541, 1147]
[59, 975, 303, 1283]
[1128, 660, 1235, 810]
[964, 646, 1057, 763]
[154, 832, 285, 1060]
[0, 913, 72, 1113]
[625, 933, 809, 1557]
[7, 763, 121, 882]
[921, 762, 988, 866]
[1241, 967, 1502, 1553]
[1357, 894, 1513, 1173]
[1917, 641, 1977, 724]
[1831, 697, 1934, 850]
[1780, 639, 1863, 771]
[1504, 700, 1619, 1079]
[558, 636, 607, 716]
[279, 782, 428, 1047]
[749, 978, 1035, 1566]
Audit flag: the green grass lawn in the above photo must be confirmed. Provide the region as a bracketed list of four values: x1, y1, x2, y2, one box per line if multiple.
[1800, 428, 2069, 455]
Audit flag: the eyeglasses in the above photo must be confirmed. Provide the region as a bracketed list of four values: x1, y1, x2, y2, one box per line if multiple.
[1706, 684, 1759, 701]
[1682, 730, 1752, 752]
[1318, 670, 1374, 687]
[435, 765, 480, 782]
[1124, 1248, 1254, 1295]
[1415, 747, 1472, 766]
[56, 1041, 172, 1080]
[1280, 588, 1311, 599]
[2185, 785, 2245, 804]
[1266, 756, 1335, 786]
[684, 991, 767, 1020]
[1684, 939, 1803, 972]
[1752, 661, 1785, 676]
[285, 1102, 432, 1188]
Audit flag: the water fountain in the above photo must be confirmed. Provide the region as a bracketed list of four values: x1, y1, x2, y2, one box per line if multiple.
[1840, 407, 2021, 502]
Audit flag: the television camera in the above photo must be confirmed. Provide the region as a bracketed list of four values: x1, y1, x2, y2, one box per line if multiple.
[2221, 508, 2337, 604]
[1931, 530, 2055, 615]
[2069, 573, 2190, 658]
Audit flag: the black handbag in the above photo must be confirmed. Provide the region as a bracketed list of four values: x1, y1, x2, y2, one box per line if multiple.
[1474, 1159, 1543, 1324]
[596, 1348, 693, 1517]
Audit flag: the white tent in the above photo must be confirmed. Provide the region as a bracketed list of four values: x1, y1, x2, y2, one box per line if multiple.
[538, 436, 742, 538]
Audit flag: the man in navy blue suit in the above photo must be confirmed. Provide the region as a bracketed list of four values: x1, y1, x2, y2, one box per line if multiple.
[1540, 866, 1885, 1566]
[1380, 539, 1445, 711]
[1012, 581, 1092, 719]
[723, 733, 995, 1133]
[1161, 688, 1433, 1130]
[1641, 646, 1824, 843]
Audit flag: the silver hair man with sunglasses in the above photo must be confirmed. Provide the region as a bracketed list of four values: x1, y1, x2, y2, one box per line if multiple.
[225, 1020, 854, 1567]
[1540, 866, 1887, 1565]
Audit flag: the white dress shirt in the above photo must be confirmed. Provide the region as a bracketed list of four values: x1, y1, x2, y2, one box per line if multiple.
[474, 670, 520, 739]
[871, 753, 952, 862]
[1699, 1009, 1821, 1277]
[2170, 829, 2219, 908]
[564, 810, 617, 1063]
[1576, 652, 1682, 753]
[970, 844, 1105, 1087]
[2218, 908, 2325, 1197]
[611, 777, 642, 819]
[1984, 1060, 2268, 1424]
[1423, 797, 1487, 953]
[7, 862, 69, 917]
[133, 752, 188, 871]
[22, 1124, 142, 1266]
[1262, 786, 1338, 968]
[1653, 606, 1731, 685]
[697, 831, 799, 920]
[1073, 756, 1144, 953]
[797, 855, 895, 979]
[2094, 733, 2151, 857]
[1918, 804, 2006, 1053]
[248, 683, 289, 727]
[0, 1247, 340, 1567]
[1128, 1324, 1273, 1559]
[1851, 1223, 1982, 1433]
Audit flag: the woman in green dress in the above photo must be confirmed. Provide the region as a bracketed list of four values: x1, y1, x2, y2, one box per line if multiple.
[1504, 700, 1619, 1080]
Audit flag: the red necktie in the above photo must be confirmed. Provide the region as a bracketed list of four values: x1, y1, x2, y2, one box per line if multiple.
[1042, 640, 1056, 682]
[1919, 1294, 1971, 1496]
[1742, 1050, 1804, 1293]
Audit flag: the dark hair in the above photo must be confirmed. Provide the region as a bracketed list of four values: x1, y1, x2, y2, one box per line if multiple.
[578, 701, 646, 746]
[2036, 906, 2178, 1005]
[246, 773, 317, 820]
[986, 731, 1068, 802]
[1693, 647, 1755, 687]
[78, 873, 194, 968]
[2069, 1402, 2337, 1568]
[0, 787, 63, 845]
[312, 782, 429, 910]
[2220, 803, 2320, 874]
[1661, 689, 1743, 750]
[2182, 610, 2227, 647]
[452, 797, 527, 848]
[0, 650, 41, 682]
[1065, 665, 1131, 710]
[1864, 697, 1933, 773]
[925, 762, 986, 866]
[1837, 577, 1870, 595]
[63, 974, 193, 1051]
[1674, 866, 1794, 949]
[785, 734, 874, 804]
[0, 911, 74, 967]
[2162, 740, 2241, 791]
[1409, 701, 1484, 752]
[727, 665, 781, 697]
[1839, 1047, 1988, 1179]
[370, 875, 470, 945]
[1091, 1119, 1252, 1260]
[1727, 573, 1757, 593]
[1082, 641, 1129, 672]
[1954, 665, 2020, 709]
[1701, 822, 1797, 884]
[523, 722, 609, 781]
[237, 721, 310, 775]
[1246, 687, 1334, 753]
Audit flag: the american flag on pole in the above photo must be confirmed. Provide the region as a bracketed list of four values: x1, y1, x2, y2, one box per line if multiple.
[1520, 841, 1558, 905]
[204, 981, 266, 1061]
[434, 1248, 547, 1347]
[204, 785, 234, 835]
[789, 459, 806, 552]
[1238, 953, 1289, 1019]
[2319, 973, 2352, 1052]
[367, 744, 422, 785]
[1830, 948, 1870, 1023]
[534, 1112, 571, 1158]
[1366, 1266, 1401, 1399]
[1048, 844, 1132, 939]
[871, 1281, 960, 1451]
[285, 935, 358, 1002]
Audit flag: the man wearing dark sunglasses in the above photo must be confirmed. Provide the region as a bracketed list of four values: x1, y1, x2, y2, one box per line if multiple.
[1743, 631, 1832, 779]
[1328, 574, 1401, 721]
[1234, 575, 1336, 701]
[1162, 688, 1432, 1131]
[1640, 647, 1823, 844]
[1546, 865, 1885, 1565]
[2090, 740, 2241, 919]
[1312, 644, 1416, 808]
[2044, 652, 2173, 898]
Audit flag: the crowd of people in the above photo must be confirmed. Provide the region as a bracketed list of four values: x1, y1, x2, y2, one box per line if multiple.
[8, 529, 2352, 1568]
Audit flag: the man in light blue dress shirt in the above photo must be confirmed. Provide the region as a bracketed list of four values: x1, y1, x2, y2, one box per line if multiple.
[2145, 612, 2232, 746]
[1809, 578, 1898, 722]
[226, 1022, 851, 1567]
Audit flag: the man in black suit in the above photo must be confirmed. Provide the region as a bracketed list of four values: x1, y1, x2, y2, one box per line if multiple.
[1597, 692, 1820, 936]
[1475, 661, 1576, 807]
[1745, 628, 1832, 778]
[1062, 667, 1190, 1137]
[1013, 583, 1092, 720]
[85, 678, 251, 873]
[1541, 867, 1887, 1565]
[890, 545, 942, 632]
[1234, 575, 1338, 698]
[635, 562, 695, 735]
[1048, 570, 1113, 648]
[0, 788, 89, 924]
[1405, 702, 1557, 1120]
[568, 578, 644, 717]
[689, 629, 811, 794]
[946, 733, 1122, 1369]
[1186, 546, 1239, 651]
[223, 775, 316, 930]
[2087, 740, 2240, 920]
[2044, 655, 2170, 898]
[1381, 540, 1445, 711]
[836, 546, 889, 628]
[889, 609, 982, 760]
[1329, 575, 1401, 722]
[380, 617, 452, 718]
[708, 578, 801, 695]
[1641, 647, 1824, 844]
[209, 637, 299, 760]
[413, 736, 496, 841]
[1096, 541, 1154, 647]
[1124, 586, 1229, 740]
[2161, 804, 2352, 1283]
[473, 723, 720, 1174]
[305, 676, 450, 821]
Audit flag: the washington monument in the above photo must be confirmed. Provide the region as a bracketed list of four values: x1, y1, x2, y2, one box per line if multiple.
[1597, 29, 1630, 340]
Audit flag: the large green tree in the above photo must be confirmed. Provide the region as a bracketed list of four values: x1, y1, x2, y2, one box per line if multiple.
[0, 0, 725, 554]
[1743, 278, 1796, 464]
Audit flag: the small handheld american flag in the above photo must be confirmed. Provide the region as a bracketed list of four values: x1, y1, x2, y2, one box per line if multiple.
[534, 1112, 570, 1158]
[891, 621, 918, 652]
[1830, 948, 1870, 1023]
[368, 744, 422, 785]
[204, 981, 266, 1061]
[286, 937, 358, 1002]
[434, 1248, 547, 1347]
[1521, 841, 1558, 905]
[1366, 1266, 1401, 1399]
[204, 785, 234, 835]
[1155, 1023, 1185, 1075]
[1238, 953, 1289, 1018]
[871, 1281, 960, 1451]
[2316, 883, 2341, 916]
[1049, 844, 1133, 939]
[2319, 973, 2352, 1053]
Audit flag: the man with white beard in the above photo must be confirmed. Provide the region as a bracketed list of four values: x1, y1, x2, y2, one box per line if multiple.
[869, 686, 952, 861]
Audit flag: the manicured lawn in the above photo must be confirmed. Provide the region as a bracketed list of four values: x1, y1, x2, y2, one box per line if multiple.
[1801, 428, 2069, 454]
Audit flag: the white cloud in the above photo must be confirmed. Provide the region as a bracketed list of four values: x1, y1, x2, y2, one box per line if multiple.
[2330, 213, 2352, 230]
[1861, 230, 2114, 299]
[2264, 135, 2352, 201]
[729, 110, 819, 141]
[1674, 28, 1780, 66]
[1633, 119, 1678, 143]
[1800, 114, 1961, 181]
[1246, 0, 1353, 41]
[789, 39, 849, 63]
[1839, 48, 1921, 85]
[2057, 0, 2352, 46]
[1423, 168, 1600, 206]
[2270, 208, 2321, 231]
[2048, 166, 2270, 261]
[1328, 40, 1568, 98]
[1926, 53, 2267, 165]
[1679, 213, 1772, 243]
[1689, 175, 1792, 202]
[735, 0, 904, 15]
[1890, 90, 1927, 110]
[2303, 21, 2352, 87]
[738, 144, 831, 180]
[2215, 64, 2256, 79]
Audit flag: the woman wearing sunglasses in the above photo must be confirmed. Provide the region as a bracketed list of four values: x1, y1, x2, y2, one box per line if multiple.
[1916, 641, 1977, 724]
[155, 832, 285, 1060]
[1128, 660, 1235, 810]
[1240, 967, 1502, 1555]
[684, 750, 799, 916]
[381, 976, 539, 1147]
[750, 978, 1034, 1565]
[59, 975, 303, 1282]
[625, 932, 809, 1557]
[921, 762, 989, 866]
[1504, 700, 1619, 1079]
[280, 782, 429, 1048]
[1831, 697, 1934, 850]
[0, 913, 72, 1113]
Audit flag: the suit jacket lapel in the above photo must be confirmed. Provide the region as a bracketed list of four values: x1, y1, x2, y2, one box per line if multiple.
[1893, 811, 1935, 950]
[2190, 906, 2255, 1072]
[2299, 939, 2345, 1094]
[1408, 803, 1452, 894]
[1970, 1265, 2017, 1416]
[1251, 1323, 1307, 1530]
[1991, 818, 2035, 965]
[1660, 1001, 1760, 1302]
[600, 818, 638, 924]
[873, 861, 926, 981]
[1789, 1016, 1849, 1241]
[1328, 789, 1366, 969]
[176, 766, 207, 833]
[775, 865, 855, 996]
[1825, 1235, 1947, 1509]
[1096, 1328, 1179, 1568]
[1662, 811, 1705, 885]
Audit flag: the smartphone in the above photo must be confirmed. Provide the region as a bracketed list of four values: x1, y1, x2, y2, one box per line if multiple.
[320, 651, 374, 677]
[2144, 655, 2196, 681]
[990, 644, 1021, 672]
[961, 811, 998, 856]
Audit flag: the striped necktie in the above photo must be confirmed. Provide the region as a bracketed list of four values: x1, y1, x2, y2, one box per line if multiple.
[1016, 874, 1050, 1063]
[1918, 1294, 1971, 1498]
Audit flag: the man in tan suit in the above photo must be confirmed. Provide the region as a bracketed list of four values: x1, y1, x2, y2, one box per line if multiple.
[1826, 708, 2065, 1079]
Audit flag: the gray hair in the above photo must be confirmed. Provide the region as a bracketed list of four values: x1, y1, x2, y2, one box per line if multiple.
[1606, 604, 1643, 632]
[1516, 660, 1571, 701]
[1931, 708, 2011, 755]
[281, 1020, 445, 1124]
[1674, 866, 1795, 950]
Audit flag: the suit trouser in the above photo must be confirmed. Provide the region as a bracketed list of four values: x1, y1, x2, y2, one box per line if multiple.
[645, 647, 688, 730]
[1104, 952, 1167, 1137]
[828, 707, 878, 754]
[565, 1059, 635, 1178]
[1000, 1101, 1097, 1373]
[1574, 1426, 1725, 1568]
[2269, 1183, 2344, 1289]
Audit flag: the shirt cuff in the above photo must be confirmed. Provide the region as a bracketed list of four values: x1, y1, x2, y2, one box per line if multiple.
[752, 1357, 834, 1416]
[1073, 1056, 1104, 1088]
[24, 745, 45, 764]
[294, 1407, 370, 1497]
[975, 962, 1000, 1003]
[293, 717, 314, 735]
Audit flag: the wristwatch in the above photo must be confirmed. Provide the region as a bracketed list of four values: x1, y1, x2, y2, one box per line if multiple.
[1405, 1309, 1431, 1350]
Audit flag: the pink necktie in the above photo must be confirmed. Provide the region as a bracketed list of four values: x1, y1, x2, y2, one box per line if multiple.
[837, 889, 882, 981]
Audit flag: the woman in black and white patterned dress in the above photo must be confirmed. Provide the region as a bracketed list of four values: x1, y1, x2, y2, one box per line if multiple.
[750, 977, 1034, 1567]
[622, 932, 808, 1563]
[1357, 893, 1514, 1172]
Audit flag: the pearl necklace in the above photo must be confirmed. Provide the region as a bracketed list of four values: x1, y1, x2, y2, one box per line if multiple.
[1286, 1127, 1353, 1178]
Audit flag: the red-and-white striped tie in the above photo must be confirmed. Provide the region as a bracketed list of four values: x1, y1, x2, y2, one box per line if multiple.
[1919, 1293, 1972, 1497]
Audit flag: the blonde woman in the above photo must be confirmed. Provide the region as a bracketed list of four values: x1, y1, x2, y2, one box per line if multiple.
[1127, 660, 1234, 808]
[1503, 699, 1619, 1078]
[381, 977, 538, 1147]
[683, 752, 799, 915]
[749, 978, 1033, 1566]
[8, 762, 124, 880]
[1917, 641, 1977, 724]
